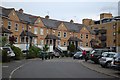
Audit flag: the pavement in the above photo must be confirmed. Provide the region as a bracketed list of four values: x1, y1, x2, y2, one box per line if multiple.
[80, 60, 120, 78]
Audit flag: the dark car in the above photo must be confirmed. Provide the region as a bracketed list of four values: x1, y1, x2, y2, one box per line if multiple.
[111, 53, 120, 70]
[73, 52, 83, 59]
[89, 49, 112, 64]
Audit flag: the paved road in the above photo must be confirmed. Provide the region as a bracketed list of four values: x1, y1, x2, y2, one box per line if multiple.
[9, 58, 114, 78]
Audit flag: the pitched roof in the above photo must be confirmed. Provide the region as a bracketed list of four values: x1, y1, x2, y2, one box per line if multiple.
[68, 36, 82, 42]
[45, 34, 60, 40]
[1, 6, 14, 17]
[20, 30, 37, 37]
[0, 26, 12, 34]
[41, 18, 61, 29]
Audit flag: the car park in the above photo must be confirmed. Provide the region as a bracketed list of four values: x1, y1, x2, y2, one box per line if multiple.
[73, 52, 83, 59]
[99, 52, 116, 68]
[111, 53, 120, 70]
[89, 49, 112, 63]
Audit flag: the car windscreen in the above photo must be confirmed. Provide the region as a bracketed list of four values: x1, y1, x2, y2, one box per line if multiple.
[3, 48, 10, 51]
[76, 52, 82, 55]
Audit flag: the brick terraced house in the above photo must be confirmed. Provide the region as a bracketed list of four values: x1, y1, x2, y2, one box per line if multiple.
[1, 6, 96, 52]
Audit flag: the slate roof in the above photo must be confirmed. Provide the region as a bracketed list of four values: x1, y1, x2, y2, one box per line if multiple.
[1, 6, 14, 17]
[45, 34, 60, 40]
[68, 36, 82, 42]
[41, 18, 61, 29]
[0, 26, 12, 34]
[1, 6, 95, 34]
[20, 30, 37, 37]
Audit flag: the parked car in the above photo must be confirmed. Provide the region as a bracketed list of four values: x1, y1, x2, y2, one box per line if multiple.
[73, 52, 83, 59]
[111, 53, 120, 70]
[89, 49, 112, 63]
[99, 52, 116, 68]
[53, 52, 60, 58]
[0, 47, 15, 57]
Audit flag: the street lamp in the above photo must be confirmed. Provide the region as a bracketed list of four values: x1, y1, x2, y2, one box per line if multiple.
[26, 22, 30, 59]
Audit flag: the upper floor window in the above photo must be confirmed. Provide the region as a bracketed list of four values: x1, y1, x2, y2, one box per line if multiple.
[8, 21, 11, 30]
[58, 31, 61, 37]
[64, 32, 67, 38]
[40, 28, 44, 35]
[81, 34, 83, 39]
[113, 32, 116, 36]
[34, 27, 38, 34]
[86, 34, 88, 39]
[15, 23, 19, 31]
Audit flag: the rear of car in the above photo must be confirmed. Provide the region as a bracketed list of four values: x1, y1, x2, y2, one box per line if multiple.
[89, 49, 112, 63]
[73, 52, 83, 59]
[111, 53, 120, 70]
[99, 52, 116, 68]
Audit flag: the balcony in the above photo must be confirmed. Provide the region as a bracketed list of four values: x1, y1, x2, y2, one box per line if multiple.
[99, 36, 107, 41]
[99, 29, 107, 34]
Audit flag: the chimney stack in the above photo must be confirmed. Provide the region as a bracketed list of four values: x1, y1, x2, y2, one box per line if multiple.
[70, 19, 74, 23]
[45, 15, 49, 19]
[19, 8, 23, 13]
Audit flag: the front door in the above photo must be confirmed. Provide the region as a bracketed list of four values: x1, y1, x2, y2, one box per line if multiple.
[53, 39, 56, 50]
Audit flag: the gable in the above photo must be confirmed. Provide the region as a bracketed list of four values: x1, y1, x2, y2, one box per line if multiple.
[8, 10, 19, 21]
[58, 23, 68, 31]
[80, 27, 90, 34]
[34, 17, 45, 27]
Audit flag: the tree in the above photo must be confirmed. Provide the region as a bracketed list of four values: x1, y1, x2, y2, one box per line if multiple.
[0, 36, 8, 47]
[69, 43, 76, 52]
[43, 44, 49, 52]
[9, 36, 16, 46]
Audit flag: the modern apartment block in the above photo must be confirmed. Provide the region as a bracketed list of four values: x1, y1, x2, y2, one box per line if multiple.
[82, 13, 120, 52]
[0, 6, 96, 52]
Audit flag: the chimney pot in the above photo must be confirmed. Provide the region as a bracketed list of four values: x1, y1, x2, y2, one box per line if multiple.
[45, 15, 49, 19]
[19, 8, 23, 13]
[70, 19, 74, 23]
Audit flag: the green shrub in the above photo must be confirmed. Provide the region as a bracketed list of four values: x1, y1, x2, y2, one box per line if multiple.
[27, 46, 41, 59]
[11, 45, 23, 60]
[2, 50, 10, 62]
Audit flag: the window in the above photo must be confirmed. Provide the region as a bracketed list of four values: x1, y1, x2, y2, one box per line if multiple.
[50, 40, 52, 45]
[64, 32, 67, 38]
[86, 34, 88, 39]
[34, 38, 37, 44]
[34, 27, 38, 34]
[40, 28, 44, 35]
[81, 34, 83, 39]
[8, 21, 11, 29]
[58, 31, 61, 37]
[113, 32, 116, 36]
[80, 42, 83, 46]
[86, 43, 88, 46]
[113, 25, 116, 29]
[47, 30, 49, 34]
[15, 37, 18, 43]
[21, 37, 24, 43]
[58, 40, 61, 46]
[64, 42, 66, 46]
[40, 40, 44, 45]
[15, 23, 19, 31]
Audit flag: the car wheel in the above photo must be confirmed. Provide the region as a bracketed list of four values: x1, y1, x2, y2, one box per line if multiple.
[106, 62, 111, 68]
[101, 64, 106, 68]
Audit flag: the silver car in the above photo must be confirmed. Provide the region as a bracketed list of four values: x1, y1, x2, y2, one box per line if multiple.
[99, 52, 117, 68]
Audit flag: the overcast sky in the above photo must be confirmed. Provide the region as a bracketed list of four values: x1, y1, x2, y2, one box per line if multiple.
[1, 1, 119, 23]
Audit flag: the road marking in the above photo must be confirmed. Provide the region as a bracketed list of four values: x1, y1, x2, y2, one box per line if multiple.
[2, 66, 9, 68]
[9, 61, 31, 80]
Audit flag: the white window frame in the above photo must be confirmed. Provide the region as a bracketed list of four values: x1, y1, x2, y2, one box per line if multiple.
[15, 23, 19, 31]
[81, 34, 83, 39]
[86, 34, 88, 39]
[58, 31, 61, 37]
[15, 37, 18, 43]
[63, 32, 67, 38]
[8, 21, 11, 30]
[86, 43, 88, 46]
[34, 27, 38, 34]
[40, 28, 44, 35]
[64, 42, 66, 46]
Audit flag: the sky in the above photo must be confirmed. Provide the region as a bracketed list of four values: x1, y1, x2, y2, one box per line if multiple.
[1, 0, 119, 24]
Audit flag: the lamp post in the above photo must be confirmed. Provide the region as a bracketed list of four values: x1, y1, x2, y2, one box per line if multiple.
[26, 22, 30, 59]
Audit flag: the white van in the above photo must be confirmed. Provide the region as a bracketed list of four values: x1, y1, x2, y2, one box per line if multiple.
[1, 47, 15, 57]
